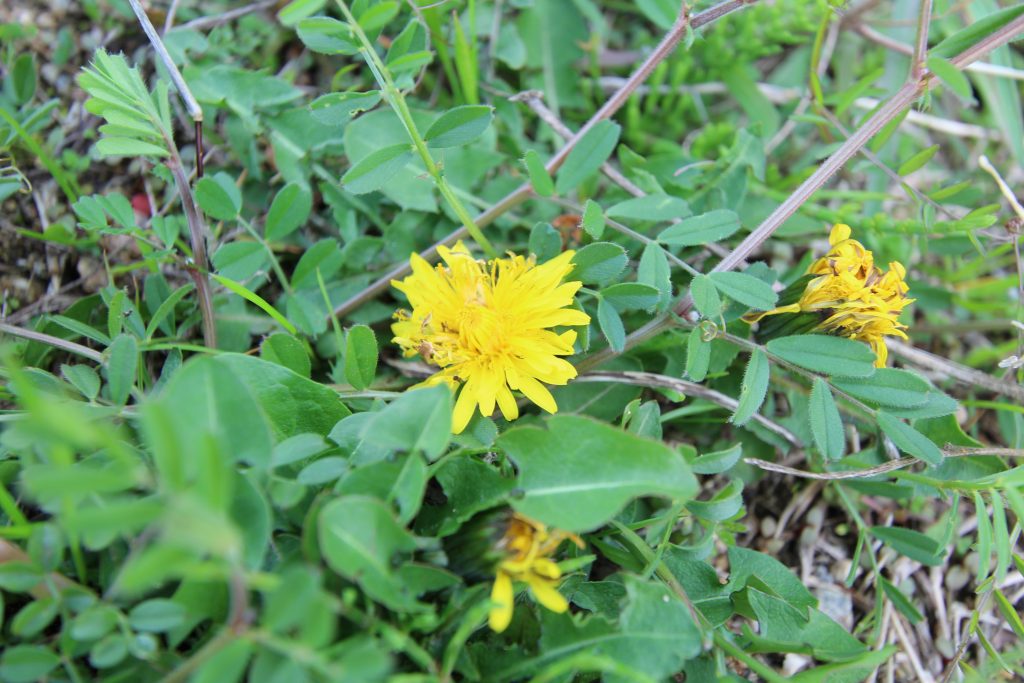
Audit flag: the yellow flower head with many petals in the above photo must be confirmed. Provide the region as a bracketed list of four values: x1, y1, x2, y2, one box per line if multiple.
[391, 243, 591, 433]
[748, 224, 914, 366]
[488, 513, 583, 633]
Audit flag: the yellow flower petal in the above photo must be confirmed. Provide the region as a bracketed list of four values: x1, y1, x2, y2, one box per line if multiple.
[526, 575, 568, 614]
[489, 571, 515, 633]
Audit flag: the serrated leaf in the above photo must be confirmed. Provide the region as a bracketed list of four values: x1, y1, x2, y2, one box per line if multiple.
[555, 120, 621, 194]
[708, 271, 777, 311]
[658, 210, 741, 247]
[877, 412, 943, 466]
[809, 378, 844, 460]
[766, 335, 877, 378]
[732, 349, 769, 426]
[424, 105, 493, 148]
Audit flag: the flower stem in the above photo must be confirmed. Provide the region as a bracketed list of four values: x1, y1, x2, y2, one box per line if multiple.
[334, 0, 497, 258]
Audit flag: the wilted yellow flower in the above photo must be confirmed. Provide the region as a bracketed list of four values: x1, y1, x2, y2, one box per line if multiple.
[392, 242, 590, 433]
[748, 224, 913, 366]
[489, 513, 583, 633]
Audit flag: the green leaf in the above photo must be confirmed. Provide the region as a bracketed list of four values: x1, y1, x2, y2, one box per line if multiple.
[994, 589, 1024, 640]
[708, 271, 777, 311]
[597, 297, 625, 352]
[191, 640, 253, 683]
[424, 105, 493, 148]
[809, 378, 844, 460]
[657, 210, 741, 246]
[876, 412, 943, 466]
[11, 53, 37, 105]
[689, 274, 721, 319]
[212, 242, 268, 281]
[344, 325, 378, 390]
[926, 56, 972, 99]
[932, 5, 1024, 59]
[95, 137, 169, 158]
[361, 384, 452, 460]
[195, 176, 240, 221]
[213, 273, 297, 334]
[277, 0, 326, 25]
[581, 199, 604, 238]
[639, 242, 671, 305]
[144, 282, 194, 340]
[766, 335, 877, 378]
[309, 90, 381, 126]
[606, 194, 690, 221]
[879, 577, 923, 624]
[523, 149, 554, 197]
[296, 17, 358, 54]
[70, 605, 120, 641]
[357, 1, 399, 32]
[831, 369, 931, 409]
[538, 576, 702, 681]
[11, 599, 59, 637]
[260, 333, 311, 378]
[691, 443, 742, 475]
[528, 223, 561, 262]
[265, 183, 312, 241]
[568, 242, 627, 285]
[870, 526, 944, 566]
[601, 283, 660, 312]
[318, 495, 420, 611]
[555, 120, 621, 194]
[686, 478, 743, 521]
[897, 144, 940, 176]
[685, 327, 710, 382]
[128, 599, 186, 632]
[728, 546, 816, 611]
[342, 143, 413, 195]
[0, 645, 61, 683]
[106, 333, 137, 405]
[61, 363, 101, 400]
[732, 349, 769, 426]
[497, 414, 697, 531]
[791, 646, 897, 683]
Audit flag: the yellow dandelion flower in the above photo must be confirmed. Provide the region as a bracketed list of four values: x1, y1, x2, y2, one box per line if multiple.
[391, 242, 591, 433]
[488, 513, 583, 633]
[747, 224, 914, 367]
